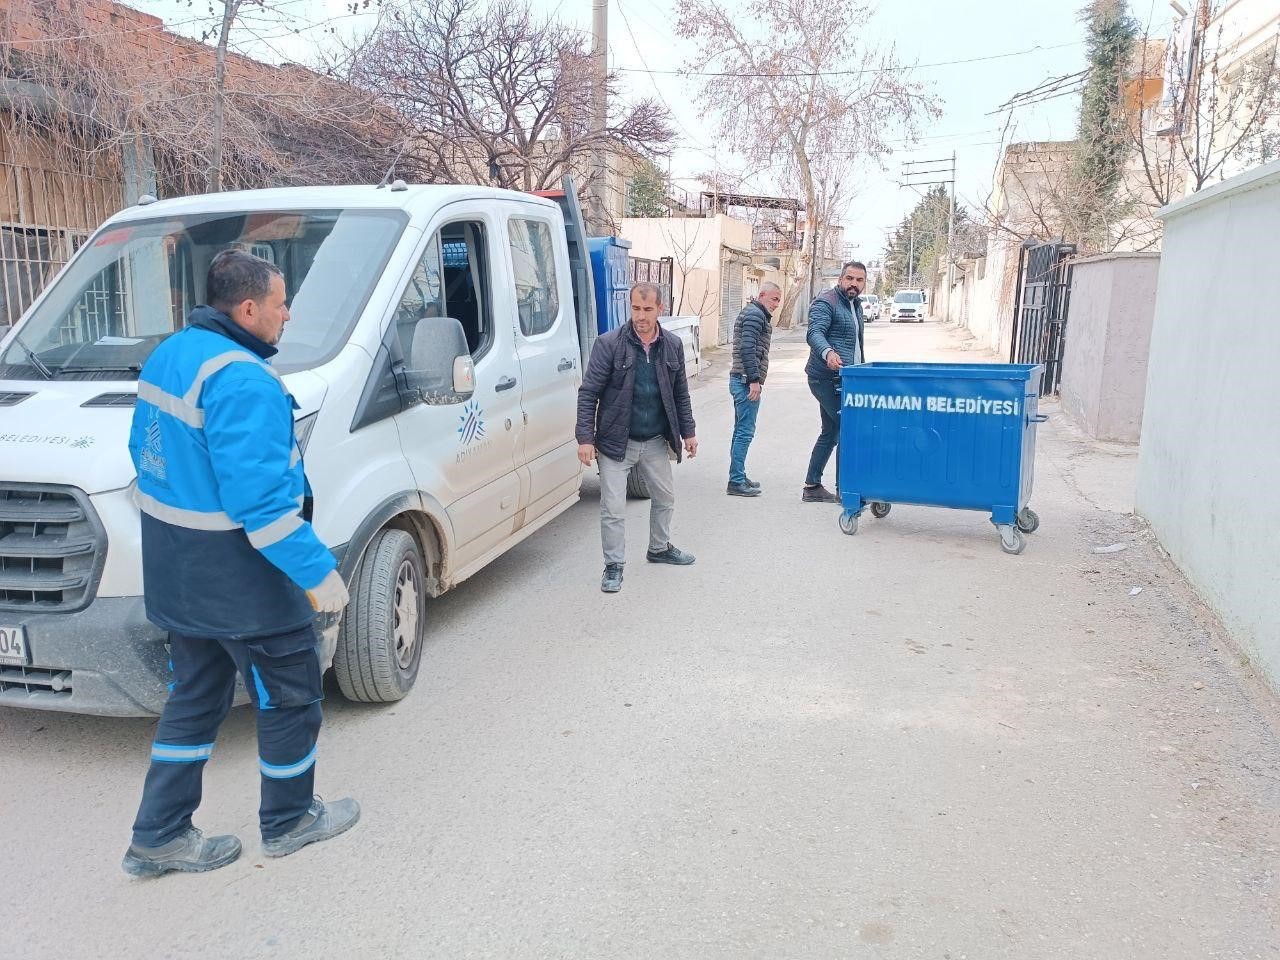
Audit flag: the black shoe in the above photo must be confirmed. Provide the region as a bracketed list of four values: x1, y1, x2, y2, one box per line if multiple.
[726, 481, 762, 497]
[802, 484, 840, 503]
[646, 544, 696, 565]
[122, 827, 242, 878]
[601, 562, 624, 593]
[262, 797, 360, 859]
[744, 478, 762, 490]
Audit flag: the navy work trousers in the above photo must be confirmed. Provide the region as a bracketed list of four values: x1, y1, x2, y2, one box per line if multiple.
[131, 626, 324, 847]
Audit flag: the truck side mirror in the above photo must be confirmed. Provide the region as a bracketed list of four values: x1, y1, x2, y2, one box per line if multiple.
[406, 316, 474, 404]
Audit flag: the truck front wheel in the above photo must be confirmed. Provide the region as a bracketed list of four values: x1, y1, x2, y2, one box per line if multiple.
[333, 528, 426, 703]
[627, 465, 651, 499]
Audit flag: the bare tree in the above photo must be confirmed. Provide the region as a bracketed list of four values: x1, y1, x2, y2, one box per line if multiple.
[675, 0, 938, 326]
[339, 0, 673, 199]
[1129, 6, 1280, 207]
[2, 0, 397, 199]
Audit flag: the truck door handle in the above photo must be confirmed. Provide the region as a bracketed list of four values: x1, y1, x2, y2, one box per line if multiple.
[495, 376, 518, 392]
[557, 358, 574, 372]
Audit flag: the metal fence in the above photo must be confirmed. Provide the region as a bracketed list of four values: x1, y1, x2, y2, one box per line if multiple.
[629, 254, 673, 313]
[1, 159, 123, 329]
[1010, 240, 1076, 395]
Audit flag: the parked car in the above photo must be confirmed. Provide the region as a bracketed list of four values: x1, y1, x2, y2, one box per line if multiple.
[859, 294, 880, 321]
[0, 177, 609, 716]
[889, 289, 925, 323]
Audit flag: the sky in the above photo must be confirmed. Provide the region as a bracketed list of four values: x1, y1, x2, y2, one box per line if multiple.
[134, 0, 1176, 262]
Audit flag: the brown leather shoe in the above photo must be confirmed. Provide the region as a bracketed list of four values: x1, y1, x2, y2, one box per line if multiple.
[801, 484, 840, 503]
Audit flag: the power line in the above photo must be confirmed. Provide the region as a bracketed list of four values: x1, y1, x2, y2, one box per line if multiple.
[616, 0, 714, 150]
[616, 39, 1084, 79]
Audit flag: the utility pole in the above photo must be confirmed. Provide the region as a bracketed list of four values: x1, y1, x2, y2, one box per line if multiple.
[589, 0, 608, 231]
[901, 154, 957, 319]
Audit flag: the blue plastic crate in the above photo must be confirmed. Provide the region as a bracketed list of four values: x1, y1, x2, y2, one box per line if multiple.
[836, 362, 1046, 553]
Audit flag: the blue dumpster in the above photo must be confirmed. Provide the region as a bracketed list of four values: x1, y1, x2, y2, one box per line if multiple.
[836, 362, 1047, 554]
[587, 236, 632, 335]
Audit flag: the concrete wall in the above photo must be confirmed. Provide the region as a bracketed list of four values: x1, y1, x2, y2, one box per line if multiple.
[1059, 253, 1160, 443]
[1136, 158, 1280, 693]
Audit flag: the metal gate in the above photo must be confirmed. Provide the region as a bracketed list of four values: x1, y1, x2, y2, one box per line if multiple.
[629, 255, 673, 313]
[719, 251, 749, 345]
[1009, 240, 1076, 395]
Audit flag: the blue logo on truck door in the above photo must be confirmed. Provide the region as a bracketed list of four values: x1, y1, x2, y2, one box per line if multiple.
[456, 401, 486, 446]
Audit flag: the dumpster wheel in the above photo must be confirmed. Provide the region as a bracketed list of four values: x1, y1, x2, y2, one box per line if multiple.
[999, 526, 1026, 555]
[838, 511, 859, 536]
[1016, 507, 1039, 534]
[870, 501, 892, 519]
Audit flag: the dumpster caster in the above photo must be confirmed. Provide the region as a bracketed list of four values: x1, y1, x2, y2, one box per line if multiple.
[1016, 507, 1039, 534]
[838, 511, 859, 536]
[998, 525, 1026, 555]
[870, 501, 892, 519]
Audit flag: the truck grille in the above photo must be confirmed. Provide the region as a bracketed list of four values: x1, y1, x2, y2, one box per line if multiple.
[0, 665, 73, 698]
[0, 483, 107, 612]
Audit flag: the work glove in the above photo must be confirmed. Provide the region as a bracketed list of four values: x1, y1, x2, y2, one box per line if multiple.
[306, 569, 349, 613]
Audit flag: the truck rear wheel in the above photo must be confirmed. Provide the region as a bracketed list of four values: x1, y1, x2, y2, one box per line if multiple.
[627, 465, 651, 499]
[334, 528, 426, 703]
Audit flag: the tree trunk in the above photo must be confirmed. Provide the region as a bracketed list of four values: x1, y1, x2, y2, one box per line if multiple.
[208, 0, 239, 193]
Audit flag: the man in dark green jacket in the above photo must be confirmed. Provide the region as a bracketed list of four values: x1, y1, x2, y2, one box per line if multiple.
[576, 284, 698, 594]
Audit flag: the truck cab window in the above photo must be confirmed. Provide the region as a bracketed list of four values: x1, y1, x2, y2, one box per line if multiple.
[393, 221, 493, 363]
[508, 218, 560, 337]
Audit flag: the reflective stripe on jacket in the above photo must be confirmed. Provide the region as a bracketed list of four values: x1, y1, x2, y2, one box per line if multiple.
[128, 307, 335, 639]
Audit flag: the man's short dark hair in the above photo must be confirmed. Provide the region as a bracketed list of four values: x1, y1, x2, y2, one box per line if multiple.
[207, 248, 283, 312]
[841, 260, 867, 275]
[630, 281, 662, 303]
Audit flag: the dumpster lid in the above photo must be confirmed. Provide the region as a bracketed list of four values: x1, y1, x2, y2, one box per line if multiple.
[842, 362, 1044, 382]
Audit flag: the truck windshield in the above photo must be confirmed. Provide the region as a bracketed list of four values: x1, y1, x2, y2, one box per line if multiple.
[0, 208, 406, 380]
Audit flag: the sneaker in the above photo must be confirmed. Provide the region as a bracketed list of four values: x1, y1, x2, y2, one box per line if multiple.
[122, 827, 241, 878]
[601, 562, 624, 593]
[646, 544, 696, 565]
[262, 797, 360, 859]
[802, 484, 840, 503]
[726, 481, 762, 498]
[744, 478, 762, 490]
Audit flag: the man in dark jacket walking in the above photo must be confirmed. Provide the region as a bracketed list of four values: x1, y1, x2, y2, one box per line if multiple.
[802, 260, 867, 502]
[726, 282, 782, 497]
[577, 283, 698, 593]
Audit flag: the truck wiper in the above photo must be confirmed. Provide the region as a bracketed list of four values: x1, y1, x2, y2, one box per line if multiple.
[12, 335, 55, 380]
[52, 364, 143, 376]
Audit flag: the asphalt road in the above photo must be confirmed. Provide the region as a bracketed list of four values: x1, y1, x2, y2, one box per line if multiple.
[3, 319, 1278, 959]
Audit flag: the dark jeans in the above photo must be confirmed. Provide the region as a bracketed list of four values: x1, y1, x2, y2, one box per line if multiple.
[805, 375, 842, 487]
[728, 375, 761, 484]
[131, 626, 324, 846]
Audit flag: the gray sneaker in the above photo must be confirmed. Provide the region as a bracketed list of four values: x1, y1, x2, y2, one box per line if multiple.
[122, 827, 242, 878]
[601, 562, 624, 593]
[646, 544, 696, 565]
[262, 797, 361, 859]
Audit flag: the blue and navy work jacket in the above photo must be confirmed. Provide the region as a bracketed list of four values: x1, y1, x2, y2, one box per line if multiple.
[128, 307, 335, 640]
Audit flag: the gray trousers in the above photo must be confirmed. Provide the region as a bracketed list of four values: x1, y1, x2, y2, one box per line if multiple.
[598, 437, 676, 564]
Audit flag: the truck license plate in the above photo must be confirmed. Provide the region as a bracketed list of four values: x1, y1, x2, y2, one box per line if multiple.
[0, 625, 29, 666]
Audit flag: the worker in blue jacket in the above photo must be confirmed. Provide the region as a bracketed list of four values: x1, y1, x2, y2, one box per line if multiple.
[122, 249, 359, 877]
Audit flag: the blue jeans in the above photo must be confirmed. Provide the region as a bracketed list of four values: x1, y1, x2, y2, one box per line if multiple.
[728, 375, 761, 484]
[805, 375, 842, 486]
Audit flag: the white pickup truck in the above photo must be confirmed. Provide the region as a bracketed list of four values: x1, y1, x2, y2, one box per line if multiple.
[0, 178, 605, 715]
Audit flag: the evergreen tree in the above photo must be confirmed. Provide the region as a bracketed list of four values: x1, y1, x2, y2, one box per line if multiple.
[1073, 0, 1139, 249]
[626, 161, 668, 217]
